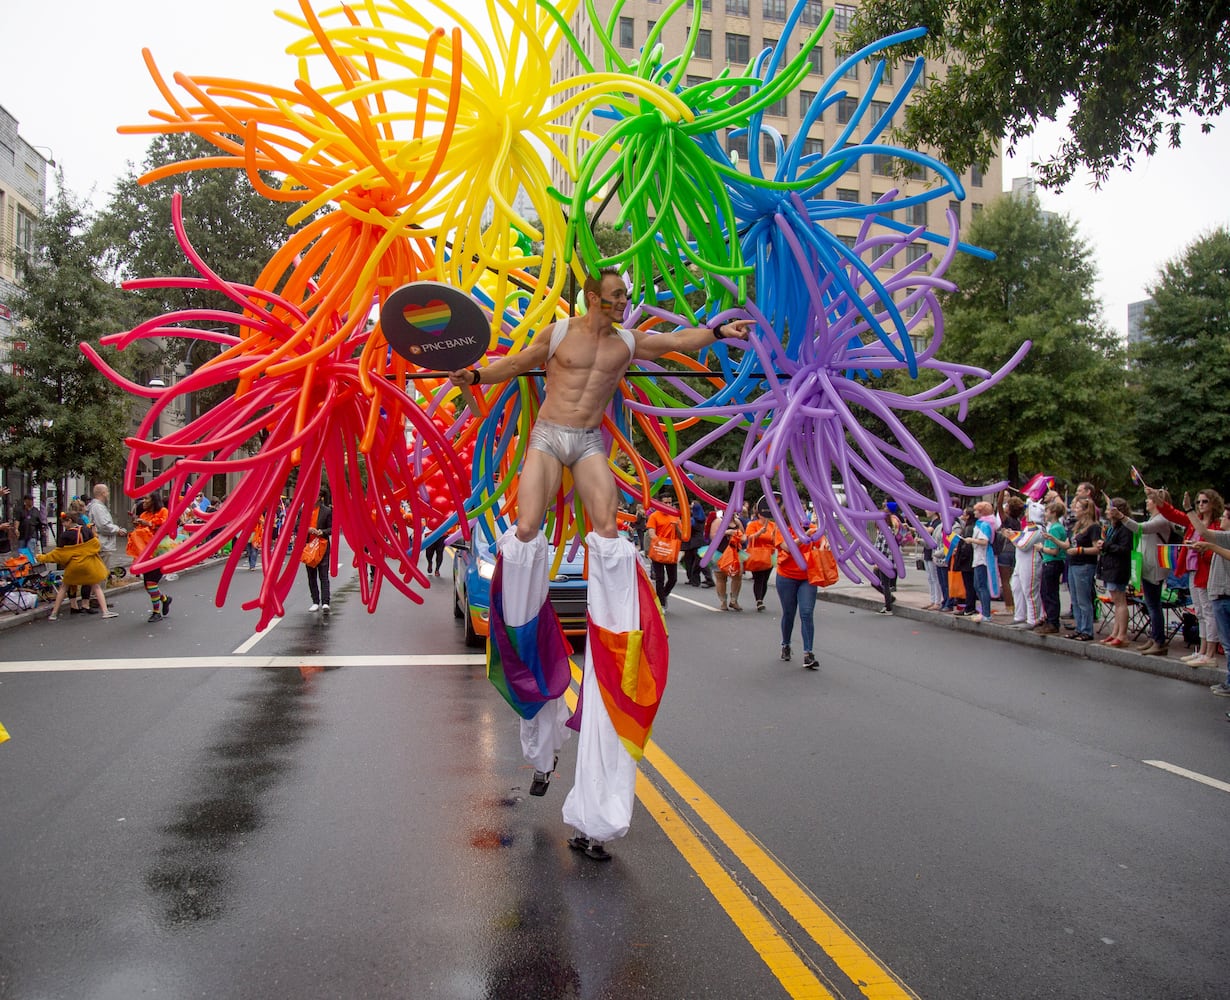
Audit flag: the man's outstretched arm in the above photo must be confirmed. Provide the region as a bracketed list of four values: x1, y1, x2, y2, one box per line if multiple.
[447, 333, 550, 388]
[633, 319, 753, 362]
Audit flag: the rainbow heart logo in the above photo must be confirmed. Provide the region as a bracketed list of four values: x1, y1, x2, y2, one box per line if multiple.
[403, 299, 451, 336]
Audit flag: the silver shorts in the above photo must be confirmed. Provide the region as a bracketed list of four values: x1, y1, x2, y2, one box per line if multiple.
[528, 420, 606, 466]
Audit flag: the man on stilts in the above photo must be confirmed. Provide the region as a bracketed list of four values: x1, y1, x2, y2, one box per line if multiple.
[450, 268, 751, 860]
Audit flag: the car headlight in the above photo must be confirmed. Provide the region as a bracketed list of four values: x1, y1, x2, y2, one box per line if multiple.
[478, 560, 496, 580]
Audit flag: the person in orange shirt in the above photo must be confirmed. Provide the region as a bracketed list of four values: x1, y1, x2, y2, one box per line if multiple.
[646, 506, 683, 609]
[128, 492, 173, 623]
[775, 532, 819, 670]
[743, 497, 782, 612]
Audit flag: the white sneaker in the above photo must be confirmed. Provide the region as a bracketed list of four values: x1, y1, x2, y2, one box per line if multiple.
[322, 604, 330, 612]
[308, 603, 320, 612]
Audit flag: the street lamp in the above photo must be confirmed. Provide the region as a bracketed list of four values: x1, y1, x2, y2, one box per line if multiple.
[148, 377, 165, 476]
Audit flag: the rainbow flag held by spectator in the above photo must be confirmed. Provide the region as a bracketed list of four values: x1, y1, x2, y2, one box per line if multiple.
[1156, 545, 1186, 571]
[1130, 465, 1148, 488]
[1019, 474, 1055, 500]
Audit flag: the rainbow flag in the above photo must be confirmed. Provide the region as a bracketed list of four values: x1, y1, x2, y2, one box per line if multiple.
[1020, 473, 1054, 500]
[0, 721, 9, 744]
[1156, 545, 1185, 571]
[486, 557, 574, 719]
[1130, 465, 1147, 488]
[576, 562, 669, 761]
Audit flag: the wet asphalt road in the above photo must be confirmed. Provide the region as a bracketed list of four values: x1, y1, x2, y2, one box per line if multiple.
[2, 557, 1229, 999]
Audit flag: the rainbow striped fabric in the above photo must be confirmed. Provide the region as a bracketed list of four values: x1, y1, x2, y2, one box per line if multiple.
[486, 558, 574, 719]
[1156, 545, 1185, 571]
[580, 563, 669, 761]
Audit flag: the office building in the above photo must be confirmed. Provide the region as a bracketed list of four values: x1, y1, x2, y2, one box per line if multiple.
[550, 0, 1002, 258]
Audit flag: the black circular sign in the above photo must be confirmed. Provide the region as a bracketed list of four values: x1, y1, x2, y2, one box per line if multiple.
[381, 281, 490, 371]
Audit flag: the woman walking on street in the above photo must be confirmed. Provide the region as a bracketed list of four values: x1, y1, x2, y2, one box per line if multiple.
[775, 533, 819, 669]
[128, 492, 173, 623]
[744, 498, 781, 612]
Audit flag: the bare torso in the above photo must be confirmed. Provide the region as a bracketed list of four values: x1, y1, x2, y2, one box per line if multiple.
[537, 317, 635, 428]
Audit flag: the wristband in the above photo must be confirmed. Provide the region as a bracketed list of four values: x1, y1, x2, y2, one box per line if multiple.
[470, 368, 481, 386]
[712, 322, 728, 340]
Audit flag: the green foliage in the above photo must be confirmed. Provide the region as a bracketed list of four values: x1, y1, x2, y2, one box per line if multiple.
[884, 194, 1130, 490]
[842, 0, 1230, 189]
[1130, 228, 1230, 496]
[96, 133, 317, 414]
[0, 181, 138, 494]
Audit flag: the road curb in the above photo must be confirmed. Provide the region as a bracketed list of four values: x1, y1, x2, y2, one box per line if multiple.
[818, 589, 1224, 688]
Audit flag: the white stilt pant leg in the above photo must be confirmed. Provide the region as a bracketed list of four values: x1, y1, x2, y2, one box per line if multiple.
[496, 528, 572, 772]
[562, 532, 641, 844]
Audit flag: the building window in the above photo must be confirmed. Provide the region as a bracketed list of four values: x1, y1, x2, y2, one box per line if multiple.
[800, 89, 817, 115]
[832, 3, 856, 32]
[902, 160, 927, 182]
[766, 96, 787, 116]
[696, 29, 712, 58]
[837, 234, 858, 250]
[763, 0, 787, 21]
[619, 16, 634, 47]
[836, 188, 860, 203]
[880, 62, 893, 84]
[948, 199, 962, 224]
[842, 63, 858, 81]
[686, 0, 713, 8]
[686, 75, 710, 88]
[727, 132, 749, 160]
[971, 165, 984, 187]
[802, 137, 824, 157]
[804, 45, 822, 74]
[971, 202, 984, 218]
[870, 100, 890, 127]
[15, 206, 37, 257]
[762, 135, 779, 162]
[800, 0, 824, 26]
[647, 19, 656, 35]
[871, 154, 895, 176]
[837, 96, 859, 124]
[906, 202, 927, 226]
[726, 32, 750, 63]
[905, 243, 928, 264]
[727, 0, 749, 14]
[763, 37, 778, 55]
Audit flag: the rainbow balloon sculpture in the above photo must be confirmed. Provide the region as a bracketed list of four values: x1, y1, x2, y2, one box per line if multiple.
[87, 0, 1027, 626]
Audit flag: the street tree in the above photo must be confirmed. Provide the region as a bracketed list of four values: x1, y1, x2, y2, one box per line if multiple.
[97, 133, 318, 417]
[842, 0, 1230, 189]
[0, 180, 137, 502]
[1129, 228, 1230, 496]
[880, 193, 1129, 492]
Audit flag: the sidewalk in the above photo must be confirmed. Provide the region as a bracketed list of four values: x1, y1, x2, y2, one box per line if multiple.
[816, 559, 1224, 688]
[0, 560, 217, 634]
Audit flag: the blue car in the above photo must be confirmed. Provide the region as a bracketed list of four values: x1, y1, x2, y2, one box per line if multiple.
[451, 531, 588, 648]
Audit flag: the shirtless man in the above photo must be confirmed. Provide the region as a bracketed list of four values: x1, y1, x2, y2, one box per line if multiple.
[447, 267, 751, 859]
[448, 268, 751, 540]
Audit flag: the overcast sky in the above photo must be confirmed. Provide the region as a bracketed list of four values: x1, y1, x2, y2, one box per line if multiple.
[4, 0, 1227, 339]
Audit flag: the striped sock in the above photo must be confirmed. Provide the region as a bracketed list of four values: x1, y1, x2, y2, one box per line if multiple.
[145, 579, 162, 610]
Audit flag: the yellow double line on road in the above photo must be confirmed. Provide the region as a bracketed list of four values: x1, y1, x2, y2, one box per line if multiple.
[567, 664, 917, 1000]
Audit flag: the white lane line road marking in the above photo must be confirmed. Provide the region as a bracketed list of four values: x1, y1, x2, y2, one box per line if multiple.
[233, 615, 282, 654]
[0, 654, 486, 673]
[669, 592, 723, 612]
[1143, 760, 1230, 794]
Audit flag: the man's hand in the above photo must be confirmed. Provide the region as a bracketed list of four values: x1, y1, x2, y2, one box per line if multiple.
[447, 369, 477, 388]
[716, 319, 754, 342]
